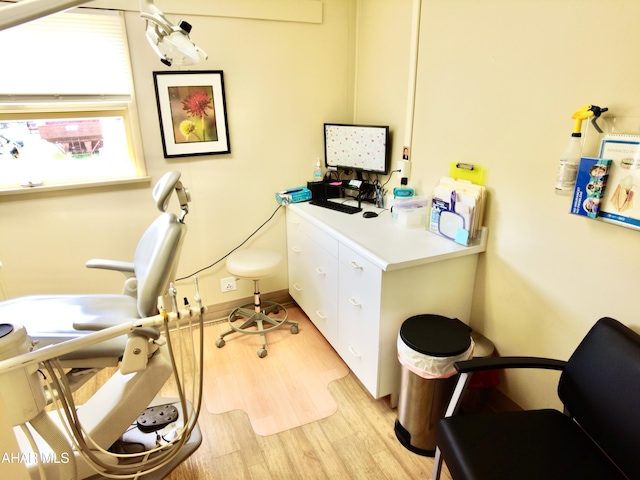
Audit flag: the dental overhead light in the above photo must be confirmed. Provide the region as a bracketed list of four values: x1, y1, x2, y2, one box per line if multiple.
[0, 0, 207, 66]
[140, 0, 207, 66]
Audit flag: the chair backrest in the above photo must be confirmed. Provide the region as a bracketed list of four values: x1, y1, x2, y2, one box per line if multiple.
[133, 213, 186, 317]
[132, 172, 190, 318]
[558, 317, 640, 479]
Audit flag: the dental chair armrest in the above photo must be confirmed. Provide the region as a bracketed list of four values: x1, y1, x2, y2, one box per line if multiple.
[86, 259, 135, 275]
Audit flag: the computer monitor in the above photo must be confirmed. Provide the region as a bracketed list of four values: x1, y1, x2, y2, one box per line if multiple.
[324, 123, 390, 175]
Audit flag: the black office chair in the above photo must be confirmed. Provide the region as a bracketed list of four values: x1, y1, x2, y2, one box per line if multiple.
[432, 317, 640, 480]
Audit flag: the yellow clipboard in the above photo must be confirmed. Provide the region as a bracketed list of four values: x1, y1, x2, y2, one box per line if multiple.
[449, 162, 486, 186]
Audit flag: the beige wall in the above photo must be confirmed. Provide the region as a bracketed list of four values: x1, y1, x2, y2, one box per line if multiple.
[3, 0, 640, 412]
[355, 0, 640, 410]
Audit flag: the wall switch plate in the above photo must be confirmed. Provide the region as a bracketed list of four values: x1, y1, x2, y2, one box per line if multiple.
[221, 277, 236, 292]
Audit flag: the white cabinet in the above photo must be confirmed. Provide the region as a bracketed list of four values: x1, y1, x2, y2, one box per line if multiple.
[286, 203, 486, 401]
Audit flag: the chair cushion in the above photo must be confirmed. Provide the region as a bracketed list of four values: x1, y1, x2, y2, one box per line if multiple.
[0, 294, 139, 359]
[436, 409, 626, 480]
[226, 249, 282, 279]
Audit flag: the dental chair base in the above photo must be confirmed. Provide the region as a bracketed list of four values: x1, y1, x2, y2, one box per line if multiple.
[11, 342, 201, 479]
[14, 401, 201, 480]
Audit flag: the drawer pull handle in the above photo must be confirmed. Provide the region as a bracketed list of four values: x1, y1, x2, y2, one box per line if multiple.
[316, 310, 327, 319]
[292, 246, 301, 254]
[349, 261, 363, 270]
[315, 267, 326, 275]
[348, 297, 362, 307]
[293, 283, 303, 291]
[348, 346, 361, 358]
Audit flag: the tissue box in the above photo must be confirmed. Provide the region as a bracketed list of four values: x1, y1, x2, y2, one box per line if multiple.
[275, 187, 312, 205]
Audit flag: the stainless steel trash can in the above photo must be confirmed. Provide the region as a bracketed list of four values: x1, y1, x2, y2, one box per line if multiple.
[394, 314, 473, 456]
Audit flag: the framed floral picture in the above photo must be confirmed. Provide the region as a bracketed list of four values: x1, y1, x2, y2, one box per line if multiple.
[153, 70, 230, 158]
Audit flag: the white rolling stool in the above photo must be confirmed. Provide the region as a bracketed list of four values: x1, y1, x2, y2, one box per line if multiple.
[215, 248, 298, 357]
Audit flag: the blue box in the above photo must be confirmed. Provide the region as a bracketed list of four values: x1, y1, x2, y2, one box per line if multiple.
[570, 157, 612, 219]
[275, 187, 312, 205]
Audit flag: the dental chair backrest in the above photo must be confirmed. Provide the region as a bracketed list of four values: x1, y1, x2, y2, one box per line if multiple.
[134, 171, 190, 318]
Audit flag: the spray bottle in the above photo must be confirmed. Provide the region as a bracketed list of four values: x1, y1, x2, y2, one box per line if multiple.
[555, 104, 608, 194]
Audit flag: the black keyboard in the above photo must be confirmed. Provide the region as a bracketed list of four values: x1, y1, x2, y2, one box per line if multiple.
[310, 199, 362, 214]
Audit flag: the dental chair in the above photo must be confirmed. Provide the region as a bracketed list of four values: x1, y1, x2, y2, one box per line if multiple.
[0, 171, 203, 479]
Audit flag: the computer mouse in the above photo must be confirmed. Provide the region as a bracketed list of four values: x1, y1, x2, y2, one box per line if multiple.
[363, 211, 378, 218]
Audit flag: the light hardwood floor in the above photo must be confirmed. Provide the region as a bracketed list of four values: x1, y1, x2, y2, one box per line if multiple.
[75, 306, 453, 479]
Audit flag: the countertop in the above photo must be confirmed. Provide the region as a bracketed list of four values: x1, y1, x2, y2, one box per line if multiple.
[287, 200, 487, 271]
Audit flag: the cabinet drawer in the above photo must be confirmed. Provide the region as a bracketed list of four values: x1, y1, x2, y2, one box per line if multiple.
[307, 300, 338, 348]
[338, 244, 382, 299]
[287, 210, 338, 257]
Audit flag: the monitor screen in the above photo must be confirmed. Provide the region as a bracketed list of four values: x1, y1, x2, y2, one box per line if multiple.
[324, 123, 390, 174]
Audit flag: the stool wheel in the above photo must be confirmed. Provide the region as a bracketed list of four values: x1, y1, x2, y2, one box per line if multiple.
[291, 325, 299, 334]
[257, 348, 268, 358]
[215, 338, 225, 348]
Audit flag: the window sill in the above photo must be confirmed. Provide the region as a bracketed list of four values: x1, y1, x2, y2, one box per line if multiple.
[0, 176, 151, 197]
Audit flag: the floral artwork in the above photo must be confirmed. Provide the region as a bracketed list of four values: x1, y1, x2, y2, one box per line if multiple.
[154, 71, 230, 157]
[168, 86, 217, 144]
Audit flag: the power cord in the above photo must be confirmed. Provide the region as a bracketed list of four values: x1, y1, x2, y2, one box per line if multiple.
[175, 204, 283, 282]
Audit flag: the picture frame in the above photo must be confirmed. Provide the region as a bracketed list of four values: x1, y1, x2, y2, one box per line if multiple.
[153, 70, 230, 158]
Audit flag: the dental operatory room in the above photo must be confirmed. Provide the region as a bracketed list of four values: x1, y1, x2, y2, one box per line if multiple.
[3, 0, 640, 479]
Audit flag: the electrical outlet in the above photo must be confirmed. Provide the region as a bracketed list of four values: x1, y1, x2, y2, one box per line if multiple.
[220, 277, 236, 292]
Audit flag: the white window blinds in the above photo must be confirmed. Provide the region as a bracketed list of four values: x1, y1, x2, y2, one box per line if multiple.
[0, 8, 132, 99]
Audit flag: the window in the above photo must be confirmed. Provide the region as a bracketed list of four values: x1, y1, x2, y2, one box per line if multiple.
[0, 7, 146, 192]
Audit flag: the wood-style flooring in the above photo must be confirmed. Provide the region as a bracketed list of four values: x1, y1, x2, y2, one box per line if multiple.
[75, 306, 453, 479]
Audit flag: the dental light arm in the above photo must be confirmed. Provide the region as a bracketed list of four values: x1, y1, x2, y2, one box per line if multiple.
[0, 0, 207, 67]
[0, 0, 85, 30]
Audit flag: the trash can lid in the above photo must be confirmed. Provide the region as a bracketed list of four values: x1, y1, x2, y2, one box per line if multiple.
[399, 314, 471, 357]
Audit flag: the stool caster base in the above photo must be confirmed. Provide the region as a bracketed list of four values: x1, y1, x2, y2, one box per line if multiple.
[215, 301, 298, 358]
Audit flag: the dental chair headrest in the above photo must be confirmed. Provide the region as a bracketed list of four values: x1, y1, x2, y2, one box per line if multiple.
[152, 171, 191, 222]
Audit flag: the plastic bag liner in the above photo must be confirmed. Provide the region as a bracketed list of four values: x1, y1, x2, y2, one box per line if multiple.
[397, 334, 475, 379]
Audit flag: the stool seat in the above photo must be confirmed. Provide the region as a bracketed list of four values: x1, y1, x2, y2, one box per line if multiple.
[227, 248, 282, 279]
